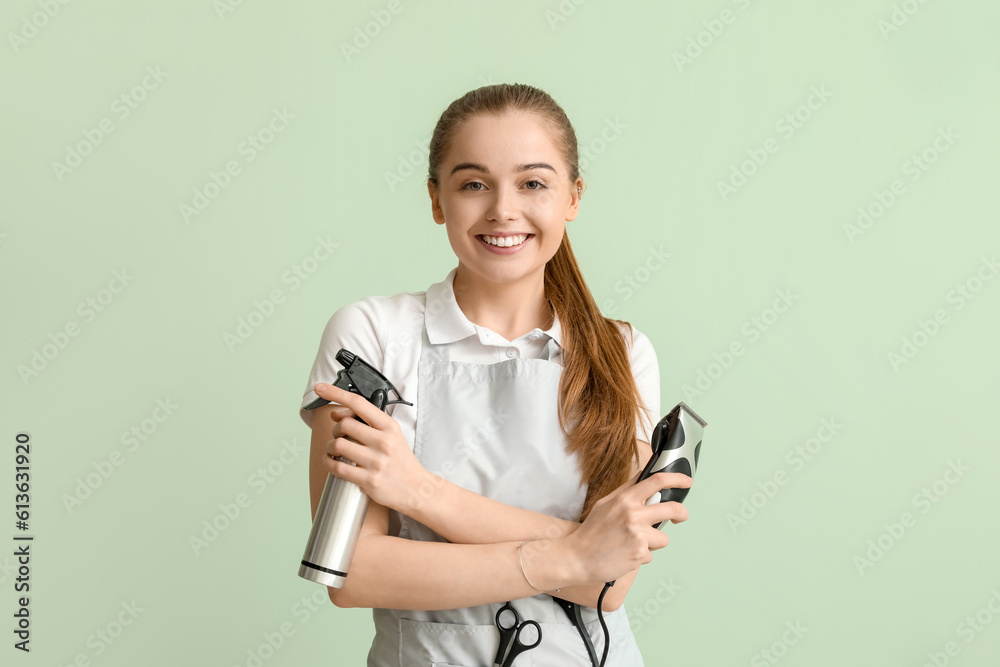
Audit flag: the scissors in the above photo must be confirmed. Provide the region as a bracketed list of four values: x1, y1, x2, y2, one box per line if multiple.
[493, 601, 542, 666]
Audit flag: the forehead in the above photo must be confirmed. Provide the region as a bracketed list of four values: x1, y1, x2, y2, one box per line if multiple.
[445, 111, 564, 168]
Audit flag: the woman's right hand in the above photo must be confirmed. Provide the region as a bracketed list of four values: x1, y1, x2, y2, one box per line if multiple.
[314, 383, 432, 516]
[560, 471, 691, 585]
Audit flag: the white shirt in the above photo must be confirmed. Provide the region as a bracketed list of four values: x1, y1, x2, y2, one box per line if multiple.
[299, 266, 661, 449]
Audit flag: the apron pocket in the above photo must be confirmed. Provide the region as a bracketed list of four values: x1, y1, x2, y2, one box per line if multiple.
[398, 617, 498, 667]
[541, 609, 645, 667]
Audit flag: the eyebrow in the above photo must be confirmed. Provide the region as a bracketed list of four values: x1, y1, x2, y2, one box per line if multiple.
[449, 162, 558, 177]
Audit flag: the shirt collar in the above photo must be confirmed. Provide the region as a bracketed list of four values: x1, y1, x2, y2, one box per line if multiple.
[425, 266, 563, 348]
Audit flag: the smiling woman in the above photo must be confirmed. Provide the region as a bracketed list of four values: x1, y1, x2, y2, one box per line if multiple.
[427, 109, 582, 332]
[299, 83, 689, 667]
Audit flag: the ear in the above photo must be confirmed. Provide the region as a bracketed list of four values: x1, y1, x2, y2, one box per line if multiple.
[427, 180, 445, 225]
[565, 177, 584, 222]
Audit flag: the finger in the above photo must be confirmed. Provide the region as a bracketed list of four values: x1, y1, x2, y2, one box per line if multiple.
[646, 528, 670, 551]
[639, 500, 688, 526]
[332, 412, 380, 449]
[315, 384, 390, 430]
[667, 501, 690, 523]
[328, 436, 375, 469]
[328, 406, 354, 421]
[634, 471, 692, 498]
[324, 454, 363, 485]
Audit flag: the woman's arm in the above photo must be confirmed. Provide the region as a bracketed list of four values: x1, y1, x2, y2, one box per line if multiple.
[308, 392, 690, 610]
[389, 464, 646, 610]
[311, 451, 681, 612]
[402, 446, 661, 609]
[308, 405, 585, 609]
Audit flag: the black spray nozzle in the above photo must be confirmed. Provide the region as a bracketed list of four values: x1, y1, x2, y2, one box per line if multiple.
[304, 348, 412, 411]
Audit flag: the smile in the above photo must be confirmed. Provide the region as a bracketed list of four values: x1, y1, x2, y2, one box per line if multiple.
[477, 234, 534, 254]
[481, 234, 529, 247]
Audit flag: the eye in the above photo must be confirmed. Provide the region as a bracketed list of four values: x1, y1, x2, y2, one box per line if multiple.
[525, 179, 548, 190]
[460, 181, 485, 191]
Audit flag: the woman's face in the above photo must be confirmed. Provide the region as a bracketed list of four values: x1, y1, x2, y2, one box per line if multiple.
[428, 110, 583, 290]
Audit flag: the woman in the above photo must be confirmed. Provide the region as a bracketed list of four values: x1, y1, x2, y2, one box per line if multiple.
[300, 83, 691, 666]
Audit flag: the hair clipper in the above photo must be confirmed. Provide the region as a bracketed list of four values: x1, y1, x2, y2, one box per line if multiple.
[637, 401, 707, 529]
[298, 348, 412, 588]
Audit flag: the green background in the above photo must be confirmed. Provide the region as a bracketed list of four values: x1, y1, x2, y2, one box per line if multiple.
[2, 1, 999, 665]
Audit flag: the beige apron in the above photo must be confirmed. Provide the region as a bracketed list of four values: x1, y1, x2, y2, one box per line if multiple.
[365, 316, 644, 666]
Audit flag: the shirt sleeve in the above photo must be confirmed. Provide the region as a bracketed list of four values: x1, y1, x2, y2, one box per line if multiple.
[627, 326, 661, 446]
[299, 298, 384, 430]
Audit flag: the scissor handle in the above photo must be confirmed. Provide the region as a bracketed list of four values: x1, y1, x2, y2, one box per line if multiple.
[495, 601, 519, 631]
[512, 620, 542, 650]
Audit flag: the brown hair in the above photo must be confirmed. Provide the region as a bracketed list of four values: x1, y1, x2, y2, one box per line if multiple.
[426, 83, 653, 520]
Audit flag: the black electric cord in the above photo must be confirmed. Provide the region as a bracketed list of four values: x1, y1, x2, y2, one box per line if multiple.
[553, 579, 616, 667]
[597, 581, 615, 667]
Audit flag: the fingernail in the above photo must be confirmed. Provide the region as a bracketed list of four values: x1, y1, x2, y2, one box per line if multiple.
[316, 383, 328, 391]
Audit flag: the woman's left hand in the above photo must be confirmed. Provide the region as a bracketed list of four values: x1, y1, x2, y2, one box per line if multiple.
[314, 383, 430, 514]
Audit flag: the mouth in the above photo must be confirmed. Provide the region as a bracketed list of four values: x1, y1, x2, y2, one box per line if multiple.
[477, 233, 534, 249]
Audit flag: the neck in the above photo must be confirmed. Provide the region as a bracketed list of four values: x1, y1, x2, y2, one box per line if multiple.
[452, 264, 553, 341]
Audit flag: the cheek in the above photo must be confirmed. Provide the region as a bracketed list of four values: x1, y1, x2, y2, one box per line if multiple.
[444, 225, 463, 250]
[446, 198, 486, 225]
[541, 223, 566, 251]
[527, 191, 555, 208]
[524, 197, 564, 228]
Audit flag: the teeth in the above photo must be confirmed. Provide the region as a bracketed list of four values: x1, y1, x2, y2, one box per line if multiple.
[482, 234, 528, 247]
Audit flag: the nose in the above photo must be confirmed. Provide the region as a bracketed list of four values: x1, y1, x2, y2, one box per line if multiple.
[486, 185, 518, 222]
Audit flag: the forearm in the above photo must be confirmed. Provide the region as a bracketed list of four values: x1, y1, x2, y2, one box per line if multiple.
[336, 529, 635, 611]
[407, 470, 579, 544]
[334, 533, 563, 609]
[395, 472, 639, 609]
